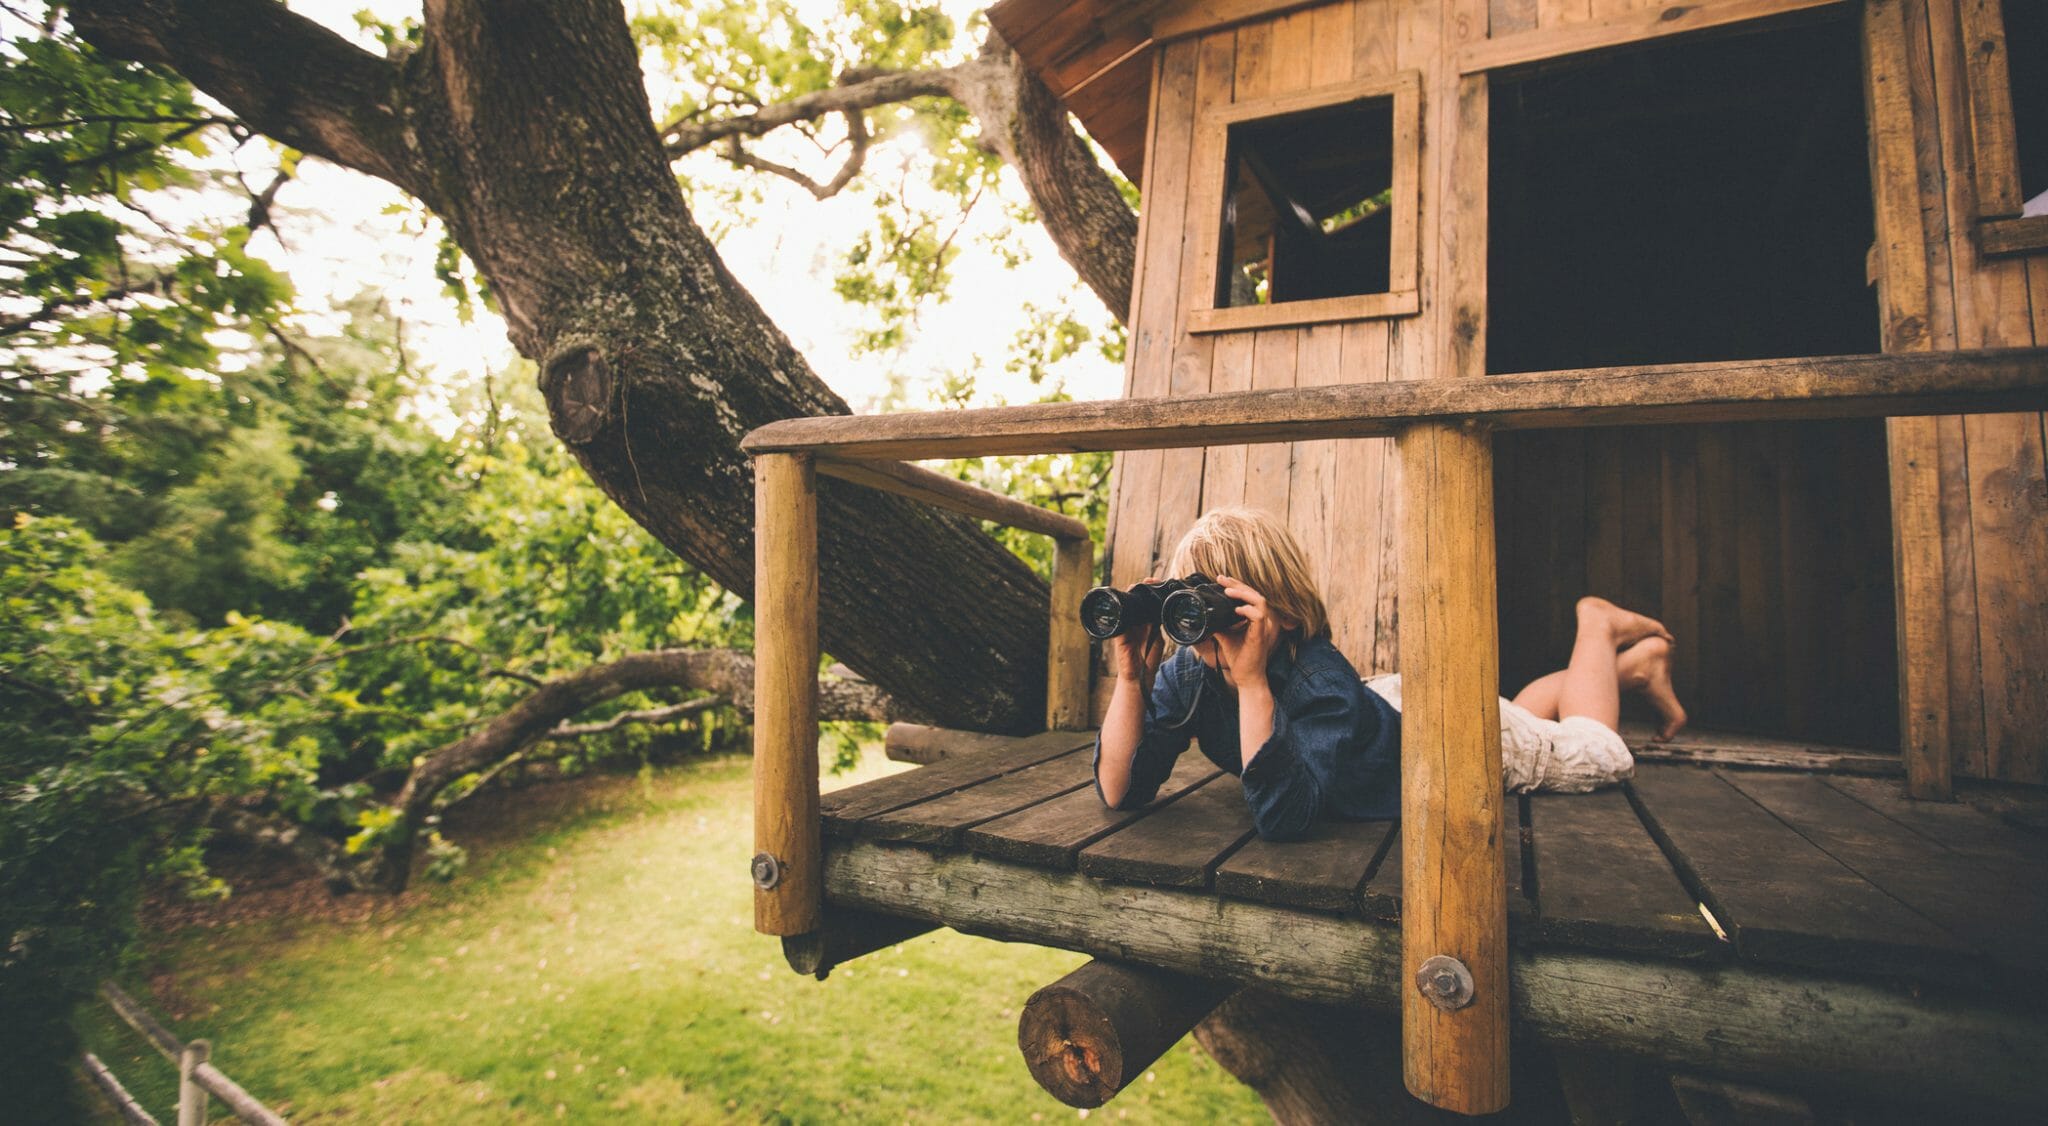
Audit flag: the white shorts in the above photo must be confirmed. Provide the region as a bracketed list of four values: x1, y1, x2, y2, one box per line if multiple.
[1363, 674, 1635, 793]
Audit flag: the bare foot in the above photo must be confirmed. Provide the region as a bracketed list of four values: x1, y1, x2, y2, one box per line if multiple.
[1627, 637, 1688, 742]
[1577, 596, 1675, 650]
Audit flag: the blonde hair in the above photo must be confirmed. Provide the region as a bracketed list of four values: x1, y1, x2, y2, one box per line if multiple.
[1165, 506, 1329, 646]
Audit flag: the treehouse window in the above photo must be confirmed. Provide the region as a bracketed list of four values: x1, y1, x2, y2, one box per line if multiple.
[1969, 0, 2048, 254]
[1189, 72, 1422, 334]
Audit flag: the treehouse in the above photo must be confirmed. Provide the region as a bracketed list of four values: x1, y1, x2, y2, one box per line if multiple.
[741, 0, 2048, 1117]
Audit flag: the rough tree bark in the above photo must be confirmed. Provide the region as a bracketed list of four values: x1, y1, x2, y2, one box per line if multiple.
[70, 0, 1139, 732]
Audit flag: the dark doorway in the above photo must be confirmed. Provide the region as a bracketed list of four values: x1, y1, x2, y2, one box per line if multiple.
[1485, 10, 1899, 749]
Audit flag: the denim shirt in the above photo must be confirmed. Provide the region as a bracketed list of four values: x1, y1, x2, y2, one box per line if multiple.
[1092, 636, 1401, 840]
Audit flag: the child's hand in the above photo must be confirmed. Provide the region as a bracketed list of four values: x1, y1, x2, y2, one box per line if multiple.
[1107, 625, 1164, 683]
[1106, 575, 1166, 683]
[1213, 576, 1281, 690]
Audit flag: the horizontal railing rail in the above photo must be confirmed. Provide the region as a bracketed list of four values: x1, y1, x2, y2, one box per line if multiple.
[744, 348, 2048, 460]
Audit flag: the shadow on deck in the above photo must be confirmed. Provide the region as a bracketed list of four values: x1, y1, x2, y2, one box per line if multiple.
[808, 727, 2048, 1110]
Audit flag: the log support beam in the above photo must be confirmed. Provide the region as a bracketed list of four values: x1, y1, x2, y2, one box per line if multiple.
[1018, 959, 1234, 1108]
[753, 453, 821, 936]
[1396, 421, 1509, 1114]
[781, 906, 937, 978]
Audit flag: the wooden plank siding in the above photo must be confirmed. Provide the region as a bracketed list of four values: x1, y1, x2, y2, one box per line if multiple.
[1081, 0, 2048, 780]
[1098, 0, 1441, 691]
[1872, 0, 2048, 783]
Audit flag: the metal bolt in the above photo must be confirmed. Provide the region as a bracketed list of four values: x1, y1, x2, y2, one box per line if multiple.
[1416, 954, 1475, 1012]
[750, 851, 783, 890]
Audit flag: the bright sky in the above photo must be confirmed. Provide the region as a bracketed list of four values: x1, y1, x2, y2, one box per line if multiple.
[253, 1, 1124, 427]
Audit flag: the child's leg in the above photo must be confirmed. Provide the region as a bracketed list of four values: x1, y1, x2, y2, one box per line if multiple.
[1555, 598, 1628, 730]
[1510, 597, 1671, 721]
[1618, 635, 1688, 741]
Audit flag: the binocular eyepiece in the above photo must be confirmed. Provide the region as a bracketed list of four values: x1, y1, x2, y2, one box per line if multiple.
[1079, 573, 1248, 646]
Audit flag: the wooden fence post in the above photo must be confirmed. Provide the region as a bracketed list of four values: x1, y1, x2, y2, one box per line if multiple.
[753, 452, 822, 936]
[1396, 420, 1509, 1115]
[1046, 535, 1095, 730]
[177, 1038, 210, 1126]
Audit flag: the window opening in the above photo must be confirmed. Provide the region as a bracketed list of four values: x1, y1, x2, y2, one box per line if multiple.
[1215, 99, 1395, 308]
[2005, 0, 2047, 215]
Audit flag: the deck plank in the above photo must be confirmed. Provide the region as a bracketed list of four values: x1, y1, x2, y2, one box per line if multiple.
[962, 755, 1220, 868]
[820, 731, 1095, 829]
[1078, 774, 1255, 888]
[1719, 771, 2048, 988]
[858, 749, 1094, 846]
[1626, 764, 1967, 977]
[1823, 775, 2048, 885]
[1360, 796, 1532, 930]
[1214, 817, 1397, 914]
[1525, 788, 1722, 959]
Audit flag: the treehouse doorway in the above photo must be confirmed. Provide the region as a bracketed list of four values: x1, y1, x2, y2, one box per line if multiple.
[1484, 9, 1898, 749]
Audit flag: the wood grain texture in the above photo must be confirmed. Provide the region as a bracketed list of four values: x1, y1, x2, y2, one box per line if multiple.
[821, 837, 2048, 1108]
[742, 349, 2048, 459]
[964, 753, 1220, 867]
[1215, 814, 1397, 912]
[816, 458, 1087, 539]
[1018, 959, 1234, 1108]
[753, 453, 821, 935]
[1525, 789, 1722, 959]
[821, 730, 1096, 825]
[1047, 536, 1095, 730]
[1461, 0, 1846, 73]
[860, 749, 1095, 846]
[1078, 774, 1257, 887]
[1627, 765, 1968, 976]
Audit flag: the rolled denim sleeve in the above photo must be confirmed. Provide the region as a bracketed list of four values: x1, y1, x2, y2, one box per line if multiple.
[1093, 664, 1195, 810]
[1238, 677, 1352, 841]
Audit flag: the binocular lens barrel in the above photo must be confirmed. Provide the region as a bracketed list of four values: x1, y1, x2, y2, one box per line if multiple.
[1078, 578, 1184, 641]
[1078, 574, 1245, 646]
[1161, 583, 1247, 646]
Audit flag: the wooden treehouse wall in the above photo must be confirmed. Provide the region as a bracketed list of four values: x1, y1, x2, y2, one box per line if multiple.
[1105, 0, 1445, 684]
[1097, 0, 2048, 782]
[1867, 0, 2048, 784]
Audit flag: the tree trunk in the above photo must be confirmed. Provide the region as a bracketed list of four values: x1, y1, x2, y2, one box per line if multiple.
[71, 0, 1125, 732]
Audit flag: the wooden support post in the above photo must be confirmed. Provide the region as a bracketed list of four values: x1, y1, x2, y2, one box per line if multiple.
[780, 907, 937, 978]
[753, 452, 822, 936]
[177, 1039, 211, 1126]
[1864, 0, 1953, 801]
[1047, 535, 1095, 730]
[1018, 959, 1234, 1108]
[1396, 421, 1509, 1115]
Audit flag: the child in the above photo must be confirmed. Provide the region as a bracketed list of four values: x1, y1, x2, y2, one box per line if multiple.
[1094, 508, 1686, 840]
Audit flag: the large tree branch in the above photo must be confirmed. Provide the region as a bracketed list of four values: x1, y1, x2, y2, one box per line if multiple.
[665, 35, 1137, 323]
[214, 647, 900, 894]
[69, 0, 417, 193]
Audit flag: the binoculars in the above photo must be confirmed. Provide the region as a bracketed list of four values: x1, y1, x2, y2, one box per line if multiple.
[1079, 573, 1247, 647]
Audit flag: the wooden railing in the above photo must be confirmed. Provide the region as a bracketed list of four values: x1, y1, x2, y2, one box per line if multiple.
[743, 346, 2048, 1106]
[749, 456, 1094, 937]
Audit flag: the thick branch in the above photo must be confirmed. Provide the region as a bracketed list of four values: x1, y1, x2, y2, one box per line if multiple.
[70, 0, 416, 192]
[664, 35, 1137, 323]
[663, 67, 960, 153]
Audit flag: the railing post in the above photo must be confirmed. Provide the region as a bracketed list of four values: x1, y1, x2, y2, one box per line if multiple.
[1396, 420, 1509, 1115]
[1046, 535, 1095, 730]
[753, 452, 821, 936]
[177, 1038, 210, 1126]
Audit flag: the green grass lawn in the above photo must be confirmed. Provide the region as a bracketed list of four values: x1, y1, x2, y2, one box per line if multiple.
[80, 749, 1268, 1123]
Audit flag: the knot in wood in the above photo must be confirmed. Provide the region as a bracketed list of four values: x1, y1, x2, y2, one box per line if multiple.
[543, 345, 614, 446]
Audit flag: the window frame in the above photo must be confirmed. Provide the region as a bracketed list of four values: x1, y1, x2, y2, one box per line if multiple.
[1961, 0, 2048, 256]
[1186, 69, 1424, 335]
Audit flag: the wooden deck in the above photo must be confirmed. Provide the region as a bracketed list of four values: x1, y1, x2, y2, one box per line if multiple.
[808, 728, 2048, 1106]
